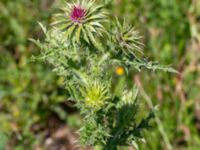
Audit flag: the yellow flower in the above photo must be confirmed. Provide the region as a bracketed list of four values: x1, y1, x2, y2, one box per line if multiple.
[116, 67, 125, 76]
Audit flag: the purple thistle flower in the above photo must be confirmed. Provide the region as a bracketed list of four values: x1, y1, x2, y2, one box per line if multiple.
[70, 6, 86, 23]
[52, 1, 107, 43]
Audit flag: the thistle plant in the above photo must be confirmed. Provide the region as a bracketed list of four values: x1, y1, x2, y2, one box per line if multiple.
[31, 1, 176, 149]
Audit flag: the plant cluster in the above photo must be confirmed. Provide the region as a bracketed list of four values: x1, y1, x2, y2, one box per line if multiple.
[0, 0, 68, 149]
[31, 0, 176, 149]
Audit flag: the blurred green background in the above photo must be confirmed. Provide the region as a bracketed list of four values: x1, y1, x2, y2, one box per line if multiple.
[0, 0, 200, 150]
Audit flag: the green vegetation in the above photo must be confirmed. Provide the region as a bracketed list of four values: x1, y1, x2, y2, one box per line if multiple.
[0, 0, 200, 150]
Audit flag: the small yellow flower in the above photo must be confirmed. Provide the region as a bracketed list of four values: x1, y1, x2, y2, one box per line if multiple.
[116, 67, 125, 76]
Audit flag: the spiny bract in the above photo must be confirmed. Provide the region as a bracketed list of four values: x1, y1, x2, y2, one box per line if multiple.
[113, 19, 143, 57]
[51, 0, 107, 44]
[81, 80, 110, 110]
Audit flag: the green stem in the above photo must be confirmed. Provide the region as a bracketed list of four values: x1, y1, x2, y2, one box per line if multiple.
[140, 87, 173, 150]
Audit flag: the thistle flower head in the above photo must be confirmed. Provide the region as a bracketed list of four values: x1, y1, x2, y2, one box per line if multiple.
[113, 19, 143, 57]
[52, 0, 107, 44]
[81, 80, 110, 110]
